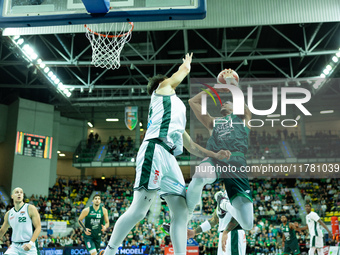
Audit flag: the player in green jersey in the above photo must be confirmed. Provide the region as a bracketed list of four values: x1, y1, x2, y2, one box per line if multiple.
[185, 69, 253, 250]
[280, 216, 300, 255]
[78, 195, 109, 255]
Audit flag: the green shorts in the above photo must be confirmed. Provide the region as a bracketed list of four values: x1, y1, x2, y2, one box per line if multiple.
[201, 154, 252, 204]
[284, 239, 300, 255]
[84, 236, 101, 253]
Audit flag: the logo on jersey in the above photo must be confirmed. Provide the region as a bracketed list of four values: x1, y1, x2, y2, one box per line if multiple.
[20, 211, 25, 215]
[18, 217, 26, 222]
[153, 170, 160, 184]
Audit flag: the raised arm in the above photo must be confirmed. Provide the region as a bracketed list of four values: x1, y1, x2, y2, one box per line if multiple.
[182, 131, 231, 160]
[159, 53, 193, 90]
[188, 89, 215, 132]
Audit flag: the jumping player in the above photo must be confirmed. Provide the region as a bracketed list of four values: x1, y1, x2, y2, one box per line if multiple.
[0, 187, 41, 255]
[186, 68, 253, 240]
[78, 194, 109, 255]
[280, 215, 300, 255]
[102, 53, 229, 255]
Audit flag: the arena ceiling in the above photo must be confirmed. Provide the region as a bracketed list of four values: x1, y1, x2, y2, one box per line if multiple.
[0, 21, 340, 126]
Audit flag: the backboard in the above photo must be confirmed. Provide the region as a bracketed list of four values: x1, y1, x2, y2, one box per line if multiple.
[0, 0, 206, 28]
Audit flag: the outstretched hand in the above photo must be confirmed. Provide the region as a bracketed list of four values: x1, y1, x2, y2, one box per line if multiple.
[187, 229, 196, 239]
[183, 52, 193, 63]
[215, 150, 231, 160]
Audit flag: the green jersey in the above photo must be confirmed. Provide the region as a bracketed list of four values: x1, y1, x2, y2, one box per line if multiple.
[281, 222, 297, 244]
[206, 114, 249, 156]
[84, 205, 104, 239]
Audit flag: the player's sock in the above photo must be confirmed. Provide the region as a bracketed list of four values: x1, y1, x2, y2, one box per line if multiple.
[164, 195, 188, 255]
[104, 189, 157, 255]
[220, 196, 253, 230]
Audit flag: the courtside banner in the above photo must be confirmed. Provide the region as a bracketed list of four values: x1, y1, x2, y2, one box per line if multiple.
[48, 221, 67, 232]
[164, 246, 198, 255]
[125, 106, 138, 131]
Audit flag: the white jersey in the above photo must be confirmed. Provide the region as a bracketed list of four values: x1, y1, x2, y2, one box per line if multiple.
[145, 92, 186, 156]
[218, 211, 233, 232]
[306, 211, 323, 237]
[218, 212, 246, 255]
[8, 204, 33, 242]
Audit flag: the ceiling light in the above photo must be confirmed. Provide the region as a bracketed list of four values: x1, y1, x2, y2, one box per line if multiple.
[323, 69, 330, 75]
[54, 78, 60, 84]
[40, 63, 46, 68]
[267, 114, 280, 118]
[30, 53, 38, 60]
[13, 35, 20, 40]
[89, 87, 93, 93]
[139, 122, 142, 127]
[320, 110, 334, 114]
[37, 59, 42, 64]
[296, 115, 301, 121]
[51, 75, 56, 81]
[48, 71, 53, 77]
[44, 67, 50, 73]
[88, 122, 93, 128]
[57, 150, 61, 154]
[17, 38, 24, 45]
[319, 74, 325, 78]
[140, 128, 144, 132]
[106, 118, 119, 122]
[336, 52, 340, 58]
[326, 65, 332, 71]
[332, 56, 338, 63]
[22, 44, 33, 54]
[59, 153, 66, 157]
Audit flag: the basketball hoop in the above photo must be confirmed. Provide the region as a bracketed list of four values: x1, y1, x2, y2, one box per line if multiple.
[85, 22, 134, 70]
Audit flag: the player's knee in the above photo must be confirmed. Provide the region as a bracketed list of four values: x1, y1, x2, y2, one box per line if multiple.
[240, 217, 253, 231]
[190, 175, 215, 187]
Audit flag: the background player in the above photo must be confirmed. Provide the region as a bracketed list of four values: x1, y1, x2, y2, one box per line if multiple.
[0, 187, 41, 255]
[298, 204, 332, 255]
[187, 196, 246, 255]
[280, 215, 300, 255]
[186, 68, 253, 235]
[78, 194, 109, 255]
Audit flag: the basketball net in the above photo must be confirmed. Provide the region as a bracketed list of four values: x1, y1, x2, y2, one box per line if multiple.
[85, 22, 134, 70]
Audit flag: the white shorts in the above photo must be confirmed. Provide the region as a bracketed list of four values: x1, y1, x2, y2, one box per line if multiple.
[310, 236, 324, 248]
[134, 140, 186, 198]
[5, 242, 38, 255]
[218, 230, 246, 255]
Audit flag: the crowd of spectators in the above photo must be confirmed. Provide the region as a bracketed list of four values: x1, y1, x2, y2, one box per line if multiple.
[297, 179, 340, 216]
[1, 176, 339, 254]
[107, 135, 134, 155]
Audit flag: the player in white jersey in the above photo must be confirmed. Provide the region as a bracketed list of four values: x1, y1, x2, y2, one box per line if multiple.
[187, 207, 246, 255]
[298, 204, 332, 255]
[0, 187, 41, 255]
[102, 53, 230, 255]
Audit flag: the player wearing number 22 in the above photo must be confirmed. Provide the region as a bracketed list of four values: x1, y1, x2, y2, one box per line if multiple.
[0, 187, 41, 255]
